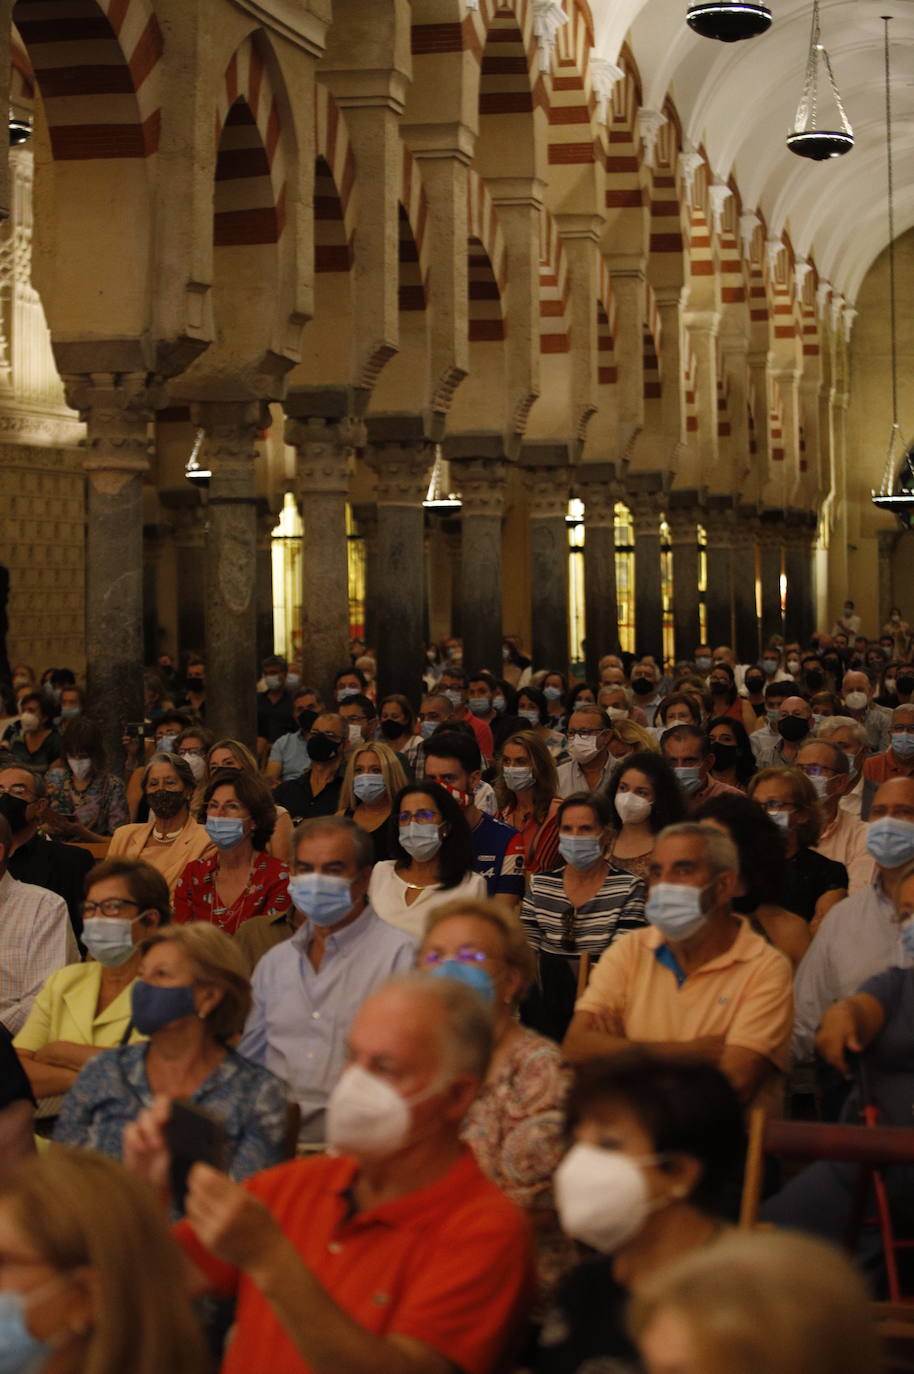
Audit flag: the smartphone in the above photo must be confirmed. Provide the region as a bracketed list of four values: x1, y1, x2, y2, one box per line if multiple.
[165, 1100, 227, 1209]
[125, 721, 147, 739]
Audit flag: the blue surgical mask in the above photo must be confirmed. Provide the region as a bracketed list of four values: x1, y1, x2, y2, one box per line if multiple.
[867, 817, 914, 869]
[60, 705, 81, 720]
[468, 697, 490, 717]
[82, 916, 137, 968]
[518, 709, 540, 728]
[444, 689, 464, 710]
[645, 882, 709, 942]
[900, 919, 914, 961]
[762, 659, 778, 676]
[336, 687, 359, 702]
[695, 656, 712, 671]
[156, 734, 177, 754]
[399, 822, 442, 862]
[420, 720, 438, 740]
[807, 774, 831, 801]
[289, 873, 352, 927]
[428, 959, 495, 1004]
[492, 694, 506, 714]
[204, 817, 247, 850]
[891, 732, 914, 761]
[353, 773, 387, 805]
[559, 834, 604, 870]
[503, 765, 534, 793]
[544, 686, 563, 703]
[674, 765, 703, 795]
[0, 1282, 65, 1374]
[130, 981, 197, 1035]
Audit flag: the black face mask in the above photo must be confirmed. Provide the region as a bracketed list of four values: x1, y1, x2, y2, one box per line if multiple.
[778, 716, 810, 743]
[146, 789, 187, 820]
[745, 675, 765, 694]
[379, 718, 404, 742]
[631, 678, 654, 697]
[297, 709, 318, 735]
[308, 733, 340, 763]
[187, 679, 205, 694]
[804, 670, 824, 691]
[710, 743, 739, 772]
[823, 658, 841, 677]
[898, 675, 914, 697]
[0, 793, 29, 832]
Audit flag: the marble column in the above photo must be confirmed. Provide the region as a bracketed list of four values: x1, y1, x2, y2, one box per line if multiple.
[255, 503, 277, 664]
[366, 417, 434, 702]
[352, 503, 378, 654]
[286, 401, 364, 703]
[448, 447, 508, 675]
[734, 507, 761, 664]
[759, 513, 785, 646]
[666, 492, 701, 662]
[166, 497, 207, 660]
[523, 460, 570, 671]
[629, 487, 664, 662]
[784, 515, 816, 646]
[63, 372, 154, 768]
[194, 400, 267, 747]
[703, 500, 736, 649]
[576, 464, 621, 675]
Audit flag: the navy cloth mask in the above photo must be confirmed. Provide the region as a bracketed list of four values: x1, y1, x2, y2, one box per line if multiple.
[131, 981, 197, 1035]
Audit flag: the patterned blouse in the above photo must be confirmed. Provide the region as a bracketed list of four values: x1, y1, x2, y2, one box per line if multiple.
[53, 1043, 289, 1200]
[463, 1027, 577, 1305]
[521, 866, 647, 958]
[173, 851, 290, 935]
[45, 767, 129, 836]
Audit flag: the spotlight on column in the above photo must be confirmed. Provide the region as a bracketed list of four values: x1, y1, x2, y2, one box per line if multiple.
[686, 1, 771, 41]
[185, 428, 211, 484]
[8, 111, 32, 147]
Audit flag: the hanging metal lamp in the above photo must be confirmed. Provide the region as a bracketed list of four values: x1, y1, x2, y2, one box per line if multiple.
[872, 18, 913, 525]
[686, 1, 771, 43]
[786, 0, 853, 159]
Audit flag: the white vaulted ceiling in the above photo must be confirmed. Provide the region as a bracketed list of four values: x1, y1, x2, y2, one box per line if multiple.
[590, 0, 914, 302]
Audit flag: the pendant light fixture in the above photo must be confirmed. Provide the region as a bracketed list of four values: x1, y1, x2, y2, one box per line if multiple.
[872, 17, 913, 525]
[686, 1, 771, 43]
[786, 0, 853, 159]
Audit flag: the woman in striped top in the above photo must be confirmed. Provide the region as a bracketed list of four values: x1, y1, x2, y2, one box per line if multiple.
[521, 791, 647, 1041]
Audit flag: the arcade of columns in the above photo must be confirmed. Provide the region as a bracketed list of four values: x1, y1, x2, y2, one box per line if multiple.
[0, 0, 878, 763]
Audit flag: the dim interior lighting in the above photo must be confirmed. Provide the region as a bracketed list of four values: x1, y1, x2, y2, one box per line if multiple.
[185, 428, 211, 483]
[686, 1, 772, 43]
[423, 449, 462, 511]
[8, 111, 31, 147]
[786, 1, 853, 161]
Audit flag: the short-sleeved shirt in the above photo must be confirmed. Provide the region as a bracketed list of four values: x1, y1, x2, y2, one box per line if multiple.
[269, 731, 310, 781]
[470, 814, 525, 900]
[173, 1148, 534, 1374]
[274, 773, 343, 824]
[257, 691, 297, 745]
[576, 919, 793, 1111]
[864, 748, 914, 785]
[522, 867, 647, 958]
[172, 851, 290, 935]
[856, 967, 914, 1126]
[783, 848, 847, 923]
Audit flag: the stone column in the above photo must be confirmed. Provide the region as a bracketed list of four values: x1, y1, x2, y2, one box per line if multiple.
[448, 450, 507, 675]
[629, 485, 664, 662]
[255, 503, 277, 664]
[194, 400, 267, 747]
[165, 496, 207, 660]
[366, 416, 434, 702]
[785, 515, 816, 645]
[352, 503, 378, 654]
[576, 464, 620, 675]
[759, 512, 785, 646]
[666, 491, 701, 661]
[286, 400, 364, 703]
[522, 455, 570, 671]
[704, 499, 736, 649]
[64, 373, 155, 768]
[606, 265, 646, 454]
[734, 507, 761, 663]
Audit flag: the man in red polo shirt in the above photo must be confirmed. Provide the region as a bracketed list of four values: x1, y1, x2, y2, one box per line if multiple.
[125, 976, 533, 1374]
[863, 703, 914, 787]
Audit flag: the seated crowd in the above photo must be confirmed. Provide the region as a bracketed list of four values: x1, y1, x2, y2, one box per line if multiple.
[1, 618, 914, 1374]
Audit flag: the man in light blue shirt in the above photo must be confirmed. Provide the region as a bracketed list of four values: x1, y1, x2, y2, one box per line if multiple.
[265, 686, 323, 786]
[239, 816, 416, 1144]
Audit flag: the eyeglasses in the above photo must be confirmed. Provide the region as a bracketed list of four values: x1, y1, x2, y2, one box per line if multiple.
[309, 731, 343, 745]
[177, 748, 204, 758]
[398, 809, 439, 825]
[569, 728, 603, 739]
[420, 947, 494, 967]
[80, 898, 140, 918]
[758, 800, 796, 814]
[343, 714, 368, 723]
[890, 726, 914, 736]
[798, 764, 837, 778]
[0, 783, 34, 800]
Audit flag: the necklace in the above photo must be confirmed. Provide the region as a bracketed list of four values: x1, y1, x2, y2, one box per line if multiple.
[152, 825, 183, 843]
[404, 879, 437, 891]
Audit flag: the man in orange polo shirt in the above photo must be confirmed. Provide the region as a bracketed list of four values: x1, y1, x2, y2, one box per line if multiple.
[125, 977, 533, 1374]
[563, 823, 793, 1110]
[863, 703, 914, 790]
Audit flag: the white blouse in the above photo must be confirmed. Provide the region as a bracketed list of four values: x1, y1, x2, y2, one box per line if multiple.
[368, 862, 488, 939]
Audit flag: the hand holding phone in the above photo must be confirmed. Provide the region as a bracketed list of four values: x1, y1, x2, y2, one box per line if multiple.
[165, 1099, 227, 1210]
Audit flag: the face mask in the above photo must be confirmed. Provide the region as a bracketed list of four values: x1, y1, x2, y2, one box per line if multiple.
[674, 765, 703, 795]
[868, 817, 914, 868]
[60, 705, 81, 720]
[606, 706, 627, 721]
[0, 1280, 71, 1374]
[631, 678, 654, 697]
[695, 656, 712, 671]
[709, 679, 731, 696]
[805, 670, 825, 691]
[289, 872, 352, 927]
[886, 679, 899, 696]
[146, 789, 187, 820]
[710, 743, 738, 772]
[295, 710, 318, 737]
[899, 676, 914, 697]
[543, 685, 563, 703]
[559, 834, 604, 870]
[645, 881, 710, 941]
[337, 687, 359, 702]
[766, 708, 780, 727]
[187, 678, 205, 694]
[264, 674, 283, 691]
[568, 734, 601, 765]
[518, 709, 540, 728]
[378, 718, 404, 742]
[615, 791, 652, 824]
[899, 918, 914, 962]
[468, 697, 490, 717]
[807, 774, 832, 801]
[778, 717, 810, 743]
[428, 959, 495, 1004]
[891, 732, 914, 760]
[492, 694, 506, 714]
[399, 821, 442, 862]
[503, 765, 534, 793]
[353, 773, 387, 805]
[205, 816, 247, 850]
[67, 756, 92, 781]
[0, 794, 29, 832]
[130, 980, 197, 1035]
[419, 719, 438, 740]
[180, 753, 206, 782]
[844, 605, 854, 616]
[19, 712, 39, 732]
[307, 734, 340, 763]
[843, 750, 861, 774]
[555, 1143, 661, 1253]
[844, 691, 868, 712]
[761, 660, 778, 676]
[82, 916, 138, 968]
[787, 660, 801, 675]
[347, 723, 364, 745]
[767, 808, 790, 833]
[156, 734, 177, 754]
[745, 676, 764, 695]
[286, 673, 301, 692]
[444, 689, 464, 710]
[326, 1064, 444, 1158]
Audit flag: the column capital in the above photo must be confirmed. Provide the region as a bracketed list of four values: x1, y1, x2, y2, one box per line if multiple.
[287, 414, 362, 495]
[193, 399, 269, 469]
[523, 465, 570, 520]
[366, 417, 434, 507]
[449, 457, 508, 519]
[63, 371, 159, 481]
[703, 496, 737, 545]
[575, 463, 622, 526]
[665, 499, 701, 543]
[627, 489, 664, 537]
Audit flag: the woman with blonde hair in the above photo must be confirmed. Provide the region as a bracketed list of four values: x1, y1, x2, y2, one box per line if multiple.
[610, 718, 660, 762]
[53, 923, 287, 1197]
[0, 1149, 207, 1374]
[631, 1229, 878, 1374]
[337, 740, 408, 862]
[418, 897, 574, 1304]
[494, 728, 561, 874]
[207, 738, 293, 860]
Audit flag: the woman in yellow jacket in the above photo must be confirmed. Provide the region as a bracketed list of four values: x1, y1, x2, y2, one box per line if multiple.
[14, 858, 169, 1102]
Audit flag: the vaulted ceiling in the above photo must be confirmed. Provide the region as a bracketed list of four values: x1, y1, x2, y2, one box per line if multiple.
[591, 0, 914, 302]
